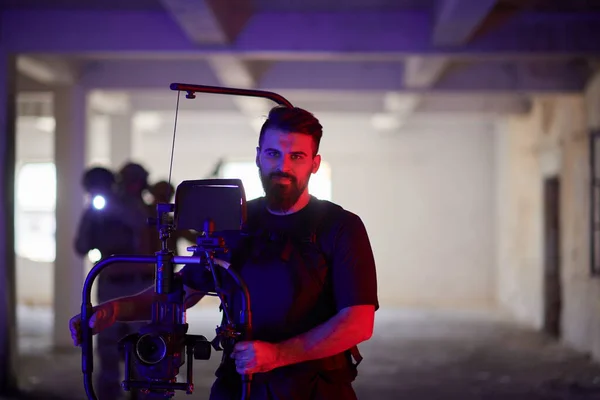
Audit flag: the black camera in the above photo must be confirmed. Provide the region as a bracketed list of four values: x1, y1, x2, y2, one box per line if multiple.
[119, 319, 213, 396]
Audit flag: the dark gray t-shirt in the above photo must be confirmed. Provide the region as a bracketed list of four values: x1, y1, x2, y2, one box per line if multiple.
[179, 196, 379, 342]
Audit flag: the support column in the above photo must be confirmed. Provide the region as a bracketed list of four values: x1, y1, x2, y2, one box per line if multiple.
[586, 71, 600, 130]
[0, 46, 19, 395]
[52, 84, 86, 349]
[109, 113, 132, 170]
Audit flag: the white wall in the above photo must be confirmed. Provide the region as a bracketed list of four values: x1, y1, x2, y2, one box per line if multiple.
[135, 111, 498, 309]
[494, 84, 600, 365]
[16, 108, 498, 311]
[562, 74, 600, 359]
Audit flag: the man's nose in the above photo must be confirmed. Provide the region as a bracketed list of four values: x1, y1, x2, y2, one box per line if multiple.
[277, 156, 293, 171]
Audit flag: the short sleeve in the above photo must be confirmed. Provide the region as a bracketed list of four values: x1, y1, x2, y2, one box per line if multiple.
[331, 213, 379, 312]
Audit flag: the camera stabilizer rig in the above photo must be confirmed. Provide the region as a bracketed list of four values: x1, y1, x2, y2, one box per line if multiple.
[81, 179, 251, 400]
[79, 84, 295, 400]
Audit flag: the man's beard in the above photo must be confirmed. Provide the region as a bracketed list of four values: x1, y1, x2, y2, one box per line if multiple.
[259, 168, 308, 213]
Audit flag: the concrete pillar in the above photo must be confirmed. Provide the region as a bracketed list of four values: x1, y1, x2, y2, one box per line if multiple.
[585, 71, 600, 130]
[52, 85, 86, 349]
[0, 47, 19, 395]
[109, 113, 132, 170]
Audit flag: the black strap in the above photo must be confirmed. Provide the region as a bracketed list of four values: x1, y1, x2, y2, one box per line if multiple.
[280, 200, 365, 375]
[349, 345, 363, 368]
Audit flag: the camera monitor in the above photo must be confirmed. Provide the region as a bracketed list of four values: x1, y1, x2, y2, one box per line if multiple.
[173, 179, 247, 233]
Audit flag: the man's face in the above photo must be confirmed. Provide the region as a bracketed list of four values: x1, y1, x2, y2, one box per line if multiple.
[256, 128, 321, 212]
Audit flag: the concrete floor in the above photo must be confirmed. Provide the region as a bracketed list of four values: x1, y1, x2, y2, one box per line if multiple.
[11, 306, 600, 399]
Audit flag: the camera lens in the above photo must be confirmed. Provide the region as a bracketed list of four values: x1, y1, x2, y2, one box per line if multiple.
[135, 334, 167, 365]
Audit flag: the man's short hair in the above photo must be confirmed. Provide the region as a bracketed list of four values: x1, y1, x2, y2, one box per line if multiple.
[259, 106, 323, 155]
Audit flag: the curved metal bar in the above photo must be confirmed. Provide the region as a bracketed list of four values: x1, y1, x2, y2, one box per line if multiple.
[81, 254, 157, 400]
[81, 253, 254, 400]
[169, 83, 294, 108]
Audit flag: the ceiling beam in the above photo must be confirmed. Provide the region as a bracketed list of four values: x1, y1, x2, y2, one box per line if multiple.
[433, 60, 591, 94]
[404, 56, 451, 89]
[126, 91, 531, 117]
[433, 0, 500, 46]
[78, 59, 591, 95]
[470, 0, 547, 41]
[159, 0, 253, 44]
[4, 10, 600, 57]
[80, 60, 221, 89]
[16, 56, 77, 85]
[260, 61, 406, 92]
[261, 60, 589, 94]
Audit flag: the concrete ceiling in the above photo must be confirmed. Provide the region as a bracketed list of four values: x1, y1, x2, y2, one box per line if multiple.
[0, 0, 165, 10]
[1, 0, 433, 11]
[4, 0, 600, 12]
[6, 0, 600, 132]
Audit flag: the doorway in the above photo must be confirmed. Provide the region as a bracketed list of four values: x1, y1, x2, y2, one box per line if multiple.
[543, 176, 561, 338]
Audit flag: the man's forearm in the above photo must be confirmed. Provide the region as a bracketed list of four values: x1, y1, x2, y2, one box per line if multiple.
[99, 286, 156, 322]
[274, 305, 374, 368]
[101, 284, 202, 322]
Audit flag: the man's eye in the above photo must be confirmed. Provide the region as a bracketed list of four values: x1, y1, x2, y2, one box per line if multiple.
[266, 151, 279, 157]
[290, 154, 303, 160]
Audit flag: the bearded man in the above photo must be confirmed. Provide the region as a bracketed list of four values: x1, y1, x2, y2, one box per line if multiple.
[70, 106, 379, 400]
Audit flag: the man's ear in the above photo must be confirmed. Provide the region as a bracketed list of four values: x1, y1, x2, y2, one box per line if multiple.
[255, 147, 261, 168]
[312, 154, 321, 174]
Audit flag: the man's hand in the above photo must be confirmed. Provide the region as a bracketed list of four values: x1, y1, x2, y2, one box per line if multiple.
[230, 340, 281, 375]
[69, 303, 116, 346]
